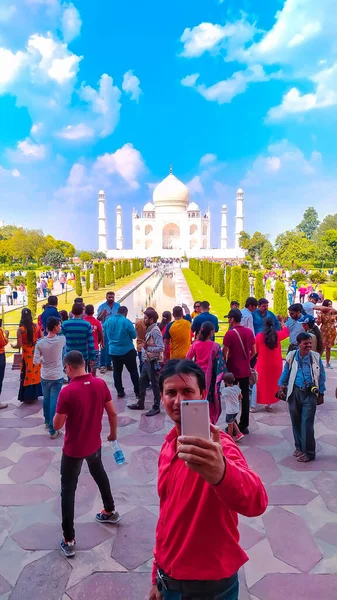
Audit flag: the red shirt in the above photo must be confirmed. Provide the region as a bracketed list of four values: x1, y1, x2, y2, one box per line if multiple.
[56, 374, 111, 458]
[84, 315, 102, 350]
[152, 428, 268, 584]
[223, 326, 255, 379]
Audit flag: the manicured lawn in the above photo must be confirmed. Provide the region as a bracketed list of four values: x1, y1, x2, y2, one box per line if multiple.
[182, 268, 230, 340]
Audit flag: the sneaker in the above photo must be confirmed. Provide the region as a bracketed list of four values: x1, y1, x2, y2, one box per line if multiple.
[60, 539, 76, 557]
[0, 403, 8, 410]
[326, 363, 333, 369]
[117, 392, 126, 399]
[127, 402, 144, 410]
[235, 433, 244, 442]
[50, 431, 62, 440]
[96, 510, 121, 524]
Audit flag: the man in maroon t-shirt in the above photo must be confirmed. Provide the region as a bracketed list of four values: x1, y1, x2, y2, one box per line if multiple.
[223, 309, 256, 435]
[84, 304, 104, 377]
[53, 350, 119, 558]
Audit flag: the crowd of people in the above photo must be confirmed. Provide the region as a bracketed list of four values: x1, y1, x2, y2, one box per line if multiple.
[0, 279, 335, 599]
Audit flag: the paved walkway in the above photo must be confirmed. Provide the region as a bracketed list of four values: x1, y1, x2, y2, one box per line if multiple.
[1, 282, 73, 317]
[0, 363, 337, 599]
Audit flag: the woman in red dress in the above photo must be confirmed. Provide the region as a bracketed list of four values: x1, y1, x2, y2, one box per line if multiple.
[253, 317, 289, 412]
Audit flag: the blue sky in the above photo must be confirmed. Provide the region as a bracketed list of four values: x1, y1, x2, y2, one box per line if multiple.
[1, 0, 337, 250]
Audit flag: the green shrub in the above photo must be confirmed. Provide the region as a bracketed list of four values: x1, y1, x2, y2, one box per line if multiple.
[27, 271, 37, 318]
[333, 290, 337, 301]
[291, 271, 305, 283]
[85, 270, 90, 292]
[218, 268, 225, 297]
[310, 271, 327, 284]
[105, 262, 112, 285]
[13, 276, 27, 286]
[273, 279, 288, 317]
[99, 263, 106, 287]
[254, 272, 264, 300]
[225, 266, 231, 300]
[93, 263, 99, 290]
[75, 266, 82, 296]
[240, 269, 250, 308]
[230, 266, 241, 303]
[330, 272, 337, 282]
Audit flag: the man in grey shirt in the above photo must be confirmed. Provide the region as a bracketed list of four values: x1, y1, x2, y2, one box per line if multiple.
[34, 316, 66, 440]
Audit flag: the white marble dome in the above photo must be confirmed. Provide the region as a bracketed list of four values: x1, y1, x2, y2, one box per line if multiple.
[153, 172, 190, 212]
[187, 201, 200, 211]
[143, 201, 155, 211]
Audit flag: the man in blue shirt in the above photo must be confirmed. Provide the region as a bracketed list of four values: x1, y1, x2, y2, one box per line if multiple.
[278, 332, 326, 463]
[104, 306, 139, 400]
[97, 291, 120, 373]
[191, 301, 219, 339]
[252, 298, 280, 335]
[41, 296, 61, 335]
[285, 304, 305, 351]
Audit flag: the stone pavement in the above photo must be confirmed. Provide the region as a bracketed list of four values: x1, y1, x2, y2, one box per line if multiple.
[0, 365, 337, 600]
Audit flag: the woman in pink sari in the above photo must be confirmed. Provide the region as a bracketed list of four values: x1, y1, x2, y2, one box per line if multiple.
[186, 321, 226, 423]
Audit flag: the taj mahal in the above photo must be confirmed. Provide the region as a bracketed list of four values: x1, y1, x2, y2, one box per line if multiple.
[98, 167, 245, 259]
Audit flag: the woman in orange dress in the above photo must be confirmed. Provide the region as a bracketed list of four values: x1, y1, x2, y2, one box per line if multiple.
[12, 308, 42, 403]
[318, 299, 337, 369]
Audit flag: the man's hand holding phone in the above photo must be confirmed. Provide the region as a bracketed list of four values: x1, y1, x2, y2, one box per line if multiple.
[177, 424, 225, 486]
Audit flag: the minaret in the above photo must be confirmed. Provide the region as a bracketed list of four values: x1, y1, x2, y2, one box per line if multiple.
[221, 204, 227, 250]
[235, 188, 244, 249]
[98, 190, 107, 253]
[116, 205, 123, 250]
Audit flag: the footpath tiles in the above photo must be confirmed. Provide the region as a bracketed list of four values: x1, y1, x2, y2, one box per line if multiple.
[313, 473, 337, 513]
[265, 484, 318, 506]
[8, 448, 54, 483]
[18, 434, 64, 447]
[14, 402, 42, 417]
[119, 433, 166, 447]
[243, 447, 282, 484]
[316, 523, 337, 547]
[251, 573, 337, 600]
[113, 485, 159, 506]
[67, 572, 150, 600]
[12, 522, 115, 551]
[111, 506, 157, 569]
[0, 428, 19, 451]
[128, 446, 159, 483]
[0, 483, 55, 505]
[0, 574, 11, 595]
[0, 417, 44, 428]
[10, 551, 71, 600]
[139, 412, 165, 433]
[264, 507, 323, 572]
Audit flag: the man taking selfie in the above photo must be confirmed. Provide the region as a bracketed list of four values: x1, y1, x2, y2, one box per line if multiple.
[149, 359, 268, 600]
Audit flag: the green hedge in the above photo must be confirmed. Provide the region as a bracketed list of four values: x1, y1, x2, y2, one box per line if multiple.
[230, 266, 241, 303]
[27, 271, 37, 318]
[254, 272, 264, 300]
[85, 270, 91, 292]
[225, 266, 231, 300]
[99, 263, 106, 287]
[93, 263, 99, 290]
[273, 279, 288, 317]
[240, 269, 250, 308]
[75, 266, 82, 297]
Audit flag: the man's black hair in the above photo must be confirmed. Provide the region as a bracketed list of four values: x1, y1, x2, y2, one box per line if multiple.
[296, 332, 311, 344]
[47, 316, 61, 332]
[258, 298, 269, 306]
[118, 306, 128, 316]
[106, 291, 115, 297]
[230, 301, 240, 308]
[47, 295, 58, 307]
[289, 303, 303, 313]
[228, 308, 242, 323]
[85, 304, 94, 316]
[245, 297, 258, 309]
[64, 350, 85, 367]
[74, 297, 83, 304]
[71, 302, 83, 316]
[200, 301, 210, 310]
[173, 306, 183, 318]
[159, 359, 206, 394]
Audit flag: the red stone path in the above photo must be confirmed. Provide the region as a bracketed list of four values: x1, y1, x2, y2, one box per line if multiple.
[0, 365, 337, 600]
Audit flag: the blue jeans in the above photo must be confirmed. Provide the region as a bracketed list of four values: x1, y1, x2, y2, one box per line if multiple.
[161, 573, 239, 600]
[100, 333, 112, 368]
[288, 385, 316, 458]
[41, 377, 64, 435]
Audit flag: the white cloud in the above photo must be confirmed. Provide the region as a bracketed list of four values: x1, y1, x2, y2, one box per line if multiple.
[0, 4, 16, 21]
[17, 138, 46, 160]
[30, 122, 43, 136]
[180, 19, 257, 58]
[0, 48, 25, 88]
[122, 70, 142, 102]
[192, 65, 269, 104]
[93, 143, 146, 189]
[181, 73, 200, 87]
[61, 3, 82, 43]
[56, 123, 95, 140]
[12, 169, 20, 177]
[80, 74, 121, 137]
[187, 175, 204, 195]
[200, 153, 217, 166]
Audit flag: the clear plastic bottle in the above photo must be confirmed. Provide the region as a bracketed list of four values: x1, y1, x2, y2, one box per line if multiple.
[111, 440, 125, 465]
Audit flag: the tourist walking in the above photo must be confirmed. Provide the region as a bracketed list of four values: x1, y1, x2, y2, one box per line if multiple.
[5, 282, 13, 306]
[12, 286, 18, 305]
[135, 315, 148, 376]
[317, 299, 337, 368]
[0, 321, 9, 409]
[164, 306, 191, 360]
[33, 316, 65, 439]
[60, 273, 66, 291]
[278, 332, 326, 462]
[12, 308, 42, 404]
[159, 311, 172, 362]
[97, 291, 120, 373]
[128, 308, 164, 417]
[223, 309, 256, 434]
[149, 359, 267, 600]
[252, 298, 280, 335]
[41, 278, 47, 298]
[285, 304, 305, 351]
[249, 273, 254, 295]
[41, 296, 61, 336]
[84, 304, 103, 377]
[104, 306, 139, 400]
[252, 318, 289, 412]
[191, 301, 201, 319]
[53, 351, 120, 558]
[61, 303, 96, 370]
[220, 372, 244, 442]
[186, 321, 226, 424]
[298, 285, 307, 303]
[240, 297, 257, 332]
[191, 301, 219, 339]
[68, 298, 85, 319]
[287, 282, 295, 306]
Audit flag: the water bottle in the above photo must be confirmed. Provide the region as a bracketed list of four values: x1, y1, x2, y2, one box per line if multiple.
[111, 440, 125, 465]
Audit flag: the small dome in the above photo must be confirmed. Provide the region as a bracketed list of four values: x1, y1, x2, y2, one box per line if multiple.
[222, 204, 227, 209]
[98, 189, 105, 195]
[187, 201, 200, 211]
[153, 172, 189, 209]
[237, 188, 243, 194]
[116, 205, 122, 210]
[143, 201, 155, 211]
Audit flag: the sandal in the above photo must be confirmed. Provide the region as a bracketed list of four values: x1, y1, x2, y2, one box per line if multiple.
[264, 406, 273, 412]
[250, 407, 257, 413]
[297, 453, 313, 463]
[293, 450, 302, 457]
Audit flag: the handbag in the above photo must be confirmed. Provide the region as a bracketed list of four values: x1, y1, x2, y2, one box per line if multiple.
[233, 328, 258, 386]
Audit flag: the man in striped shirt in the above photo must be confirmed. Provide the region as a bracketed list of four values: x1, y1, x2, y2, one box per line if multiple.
[61, 303, 96, 369]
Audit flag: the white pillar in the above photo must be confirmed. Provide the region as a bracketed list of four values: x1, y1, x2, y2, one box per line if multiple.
[235, 188, 244, 249]
[221, 204, 227, 250]
[98, 190, 108, 253]
[116, 205, 123, 250]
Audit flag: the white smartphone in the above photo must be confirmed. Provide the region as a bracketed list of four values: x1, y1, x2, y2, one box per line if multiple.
[180, 400, 210, 440]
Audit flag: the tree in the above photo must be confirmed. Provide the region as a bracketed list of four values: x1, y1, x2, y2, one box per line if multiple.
[254, 272, 264, 299]
[274, 230, 315, 268]
[80, 251, 92, 263]
[322, 229, 337, 265]
[298, 207, 319, 239]
[273, 280, 288, 317]
[240, 269, 250, 308]
[44, 249, 65, 267]
[218, 268, 225, 297]
[105, 262, 113, 285]
[75, 266, 82, 296]
[99, 263, 106, 287]
[230, 267, 241, 303]
[56, 239, 76, 258]
[316, 214, 337, 238]
[85, 270, 91, 292]
[225, 266, 231, 300]
[239, 231, 272, 261]
[261, 241, 274, 268]
[27, 271, 37, 318]
[93, 263, 99, 290]
[91, 251, 106, 260]
[239, 231, 251, 250]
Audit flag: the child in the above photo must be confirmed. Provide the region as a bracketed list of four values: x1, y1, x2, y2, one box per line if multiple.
[220, 372, 244, 442]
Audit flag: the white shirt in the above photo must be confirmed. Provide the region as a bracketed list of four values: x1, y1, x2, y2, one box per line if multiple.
[220, 383, 241, 415]
[240, 307, 254, 333]
[5, 285, 12, 295]
[302, 301, 315, 317]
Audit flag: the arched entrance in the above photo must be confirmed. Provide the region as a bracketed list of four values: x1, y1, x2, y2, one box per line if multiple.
[162, 223, 180, 249]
